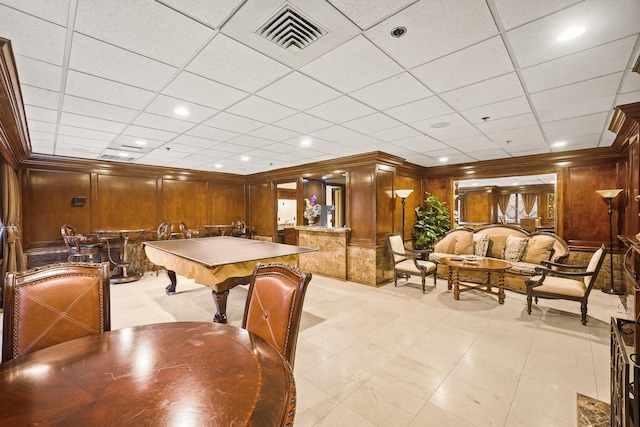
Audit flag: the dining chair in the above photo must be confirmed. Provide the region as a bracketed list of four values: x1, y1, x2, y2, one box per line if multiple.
[178, 221, 200, 239]
[387, 233, 437, 293]
[61, 224, 103, 262]
[242, 262, 312, 368]
[525, 245, 606, 325]
[2, 261, 111, 362]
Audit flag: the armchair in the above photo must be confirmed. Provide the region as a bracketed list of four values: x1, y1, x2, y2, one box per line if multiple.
[387, 233, 437, 293]
[179, 221, 201, 239]
[525, 245, 606, 325]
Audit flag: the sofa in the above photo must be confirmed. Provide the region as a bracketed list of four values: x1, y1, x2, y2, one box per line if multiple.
[428, 224, 569, 293]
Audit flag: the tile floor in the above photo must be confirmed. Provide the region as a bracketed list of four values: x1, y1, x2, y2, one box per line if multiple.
[4, 271, 625, 426]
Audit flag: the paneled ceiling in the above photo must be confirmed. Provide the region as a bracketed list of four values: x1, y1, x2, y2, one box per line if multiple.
[1, 0, 639, 175]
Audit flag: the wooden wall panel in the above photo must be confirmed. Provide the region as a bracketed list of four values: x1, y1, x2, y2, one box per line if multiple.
[376, 167, 394, 245]
[94, 174, 157, 230]
[348, 167, 376, 245]
[303, 179, 325, 205]
[161, 179, 207, 229]
[564, 165, 619, 246]
[211, 182, 246, 225]
[464, 191, 491, 223]
[248, 183, 273, 237]
[24, 169, 91, 246]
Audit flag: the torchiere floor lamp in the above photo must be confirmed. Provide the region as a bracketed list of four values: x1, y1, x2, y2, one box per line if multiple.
[596, 189, 623, 295]
[395, 189, 414, 241]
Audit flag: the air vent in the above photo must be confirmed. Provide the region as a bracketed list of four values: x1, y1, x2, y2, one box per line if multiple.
[256, 4, 326, 52]
[99, 154, 135, 162]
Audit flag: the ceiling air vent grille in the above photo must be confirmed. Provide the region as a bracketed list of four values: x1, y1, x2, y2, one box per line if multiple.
[99, 154, 135, 162]
[256, 4, 326, 52]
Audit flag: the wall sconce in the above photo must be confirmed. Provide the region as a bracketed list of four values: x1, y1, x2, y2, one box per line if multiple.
[395, 189, 414, 240]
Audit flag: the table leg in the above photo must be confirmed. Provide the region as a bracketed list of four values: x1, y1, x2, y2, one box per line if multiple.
[453, 267, 460, 300]
[498, 272, 506, 304]
[165, 270, 177, 295]
[212, 290, 229, 324]
[447, 266, 453, 290]
[486, 272, 492, 291]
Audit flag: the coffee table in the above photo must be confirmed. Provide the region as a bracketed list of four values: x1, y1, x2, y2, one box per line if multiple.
[441, 257, 512, 304]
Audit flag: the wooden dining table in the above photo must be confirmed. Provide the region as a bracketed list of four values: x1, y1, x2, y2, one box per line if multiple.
[0, 322, 296, 426]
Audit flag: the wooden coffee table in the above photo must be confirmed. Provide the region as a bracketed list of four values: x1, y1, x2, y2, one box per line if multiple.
[441, 257, 512, 304]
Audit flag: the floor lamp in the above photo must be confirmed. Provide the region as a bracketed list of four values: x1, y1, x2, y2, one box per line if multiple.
[395, 189, 414, 241]
[596, 189, 623, 295]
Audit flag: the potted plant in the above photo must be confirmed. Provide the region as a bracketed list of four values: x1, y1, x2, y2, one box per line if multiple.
[413, 193, 451, 250]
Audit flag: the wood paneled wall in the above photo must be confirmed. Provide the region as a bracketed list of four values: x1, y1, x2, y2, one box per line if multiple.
[348, 167, 376, 246]
[22, 167, 246, 248]
[376, 166, 394, 245]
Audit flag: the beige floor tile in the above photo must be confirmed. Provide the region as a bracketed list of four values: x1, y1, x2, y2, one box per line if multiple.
[294, 377, 341, 427]
[300, 355, 372, 401]
[505, 401, 573, 427]
[376, 355, 447, 400]
[313, 404, 376, 427]
[450, 354, 522, 401]
[409, 402, 475, 427]
[513, 374, 578, 425]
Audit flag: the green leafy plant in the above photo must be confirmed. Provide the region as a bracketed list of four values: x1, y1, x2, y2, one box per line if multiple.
[413, 193, 451, 249]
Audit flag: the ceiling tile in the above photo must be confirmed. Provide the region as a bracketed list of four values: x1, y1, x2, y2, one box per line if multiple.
[227, 135, 275, 149]
[74, 0, 214, 66]
[112, 135, 165, 150]
[226, 96, 297, 123]
[28, 130, 54, 142]
[350, 72, 433, 110]
[63, 95, 139, 123]
[132, 112, 195, 133]
[57, 124, 116, 141]
[617, 90, 640, 106]
[475, 113, 538, 134]
[257, 72, 341, 111]
[522, 36, 636, 93]
[486, 125, 546, 147]
[384, 97, 454, 123]
[0, 5, 67, 65]
[508, 0, 640, 68]
[122, 125, 178, 142]
[308, 125, 361, 142]
[65, 70, 155, 109]
[365, 0, 498, 68]
[620, 71, 640, 94]
[370, 125, 421, 142]
[306, 96, 375, 124]
[447, 135, 500, 153]
[412, 36, 514, 93]
[30, 141, 54, 154]
[459, 97, 532, 124]
[328, 0, 416, 29]
[69, 33, 178, 92]
[532, 73, 623, 122]
[20, 86, 60, 110]
[14, 56, 62, 91]
[186, 34, 291, 92]
[162, 71, 248, 110]
[469, 149, 511, 161]
[393, 135, 449, 152]
[58, 134, 114, 147]
[203, 112, 264, 133]
[144, 95, 218, 123]
[427, 125, 481, 142]
[170, 135, 219, 149]
[60, 112, 126, 133]
[410, 113, 470, 133]
[492, 0, 582, 30]
[300, 35, 403, 92]
[341, 113, 402, 133]
[185, 125, 239, 142]
[247, 125, 299, 142]
[157, 0, 242, 28]
[273, 113, 334, 134]
[542, 112, 609, 141]
[440, 73, 525, 111]
[24, 105, 58, 123]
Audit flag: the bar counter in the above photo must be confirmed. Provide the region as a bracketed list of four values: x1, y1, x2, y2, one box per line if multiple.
[296, 226, 350, 280]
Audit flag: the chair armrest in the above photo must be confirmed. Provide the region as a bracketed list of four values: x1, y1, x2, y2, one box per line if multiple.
[541, 260, 587, 269]
[407, 248, 432, 260]
[533, 265, 593, 278]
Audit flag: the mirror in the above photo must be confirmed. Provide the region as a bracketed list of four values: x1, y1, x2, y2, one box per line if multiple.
[455, 174, 556, 232]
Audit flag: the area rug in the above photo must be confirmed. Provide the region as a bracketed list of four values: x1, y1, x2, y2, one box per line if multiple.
[577, 393, 610, 427]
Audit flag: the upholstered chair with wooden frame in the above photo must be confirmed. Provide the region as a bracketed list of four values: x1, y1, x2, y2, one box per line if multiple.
[387, 233, 437, 293]
[242, 262, 312, 368]
[178, 221, 201, 239]
[525, 245, 606, 325]
[156, 221, 178, 295]
[61, 224, 103, 263]
[2, 262, 111, 362]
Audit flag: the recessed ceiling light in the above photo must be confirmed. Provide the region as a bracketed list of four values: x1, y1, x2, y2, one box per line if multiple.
[552, 141, 566, 148]
[118, 152, 129, 157]
[214, 163, 222, 168]
[174, 107, 190, 116]
[322, 176, 327, 180]
[438, 157, 448, 162]
[300, 138, 312, 147]
[557, 161, 570, 166]
[241, 156, 250, 162]
[134, 140, 147, 146]
[390, 26, 407, 38]
[557, 26, 585, 41]
[430, 122, 449, 129]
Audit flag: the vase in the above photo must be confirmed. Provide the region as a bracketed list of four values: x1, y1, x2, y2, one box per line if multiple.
[308, 217, 315, 226]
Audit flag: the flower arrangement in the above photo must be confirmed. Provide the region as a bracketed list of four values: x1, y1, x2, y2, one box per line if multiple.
[303, 195, 321, 225]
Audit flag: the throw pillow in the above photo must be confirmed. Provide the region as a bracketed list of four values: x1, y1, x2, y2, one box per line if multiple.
[486, 235, 507, 259]
[473, 233, 489, 256]
[522, 236, 555, 264]
[504, 235, 529, 262]
[454, 232, 474, 255]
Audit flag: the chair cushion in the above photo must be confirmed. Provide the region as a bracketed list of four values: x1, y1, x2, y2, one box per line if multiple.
[507, 261, 538, 275]
[454, 233, 474, 255]
[473, 233, 489, 256]
[522, 236, 555, 264]
[504, 236, 528, 262]
[585, 246, 605, 287]
[531, 276, 586, 297]
[396, 259, 436, 274]
[486, 235, 507, 259]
